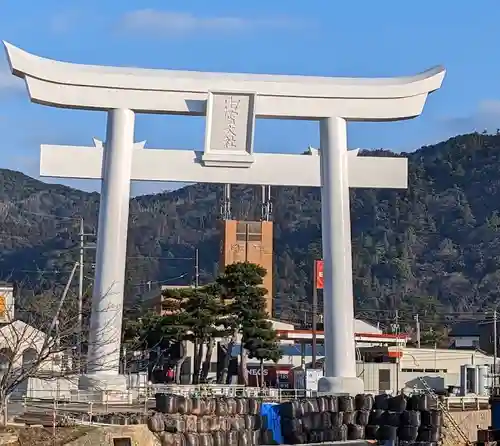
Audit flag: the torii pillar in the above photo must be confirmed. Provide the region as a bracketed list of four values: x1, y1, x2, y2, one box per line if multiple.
[3, 41, 445, 393]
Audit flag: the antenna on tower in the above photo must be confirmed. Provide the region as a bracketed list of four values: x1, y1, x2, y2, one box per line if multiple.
[220, 184, 232, 220]
[261, 185, 272, 221]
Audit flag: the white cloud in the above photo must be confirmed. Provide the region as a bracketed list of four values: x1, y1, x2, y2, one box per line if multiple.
[49, 11, 81, 34]
[119, 10, 300, 36]
[442, 100, 500, 134]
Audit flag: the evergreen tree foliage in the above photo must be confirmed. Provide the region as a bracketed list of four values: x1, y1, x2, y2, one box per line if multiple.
[124, 262, 282, 384]
[217, 262, 281, 384]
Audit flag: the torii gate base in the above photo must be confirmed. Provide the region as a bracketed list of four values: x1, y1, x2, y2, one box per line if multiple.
[3, 42, 445, 394]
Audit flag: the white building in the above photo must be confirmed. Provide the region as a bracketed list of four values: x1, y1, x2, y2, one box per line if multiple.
[357, 346, 494, 394]
[449, 321, 480, 349]
[0, 320, 76, 399]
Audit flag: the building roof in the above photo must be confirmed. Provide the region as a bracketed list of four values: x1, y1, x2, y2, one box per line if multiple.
[449, 321, 481, 337]
[231, 343, 325, 358]
[0, 320, 46, 352]
[393, 346, 493, 362]
[354, 319, 382, 334]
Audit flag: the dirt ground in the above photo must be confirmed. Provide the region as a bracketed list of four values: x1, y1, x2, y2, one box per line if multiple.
[0, 426, 94, 446]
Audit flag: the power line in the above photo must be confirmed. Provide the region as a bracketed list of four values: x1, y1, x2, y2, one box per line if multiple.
[16, 211, 82, 221]
[129, 273, 190, 290]
[279, 303, 490, 319]
[127, 256, 195, 261]
[81, 272, 191, 290]
[277, 306, 492, 328]
[3, 269, 77, 274]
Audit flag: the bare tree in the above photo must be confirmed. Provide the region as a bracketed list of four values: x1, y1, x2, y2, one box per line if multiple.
[0, 266, 123, 425]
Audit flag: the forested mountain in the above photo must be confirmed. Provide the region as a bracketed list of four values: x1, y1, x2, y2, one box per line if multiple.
[1, 132, 500, 332]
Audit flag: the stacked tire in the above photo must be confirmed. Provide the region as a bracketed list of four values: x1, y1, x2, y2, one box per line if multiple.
[89, 412, 149, 425]
[149, 395, 266, 446]
[279, 395, 370, 444]
[279, 394, 443, 445]
[371, 393, 443, 445]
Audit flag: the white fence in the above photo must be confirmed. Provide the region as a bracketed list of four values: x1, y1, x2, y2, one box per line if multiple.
[444, 395, 489, 410]
[4, 386, 490, 427]
[15, 384, 306, 404]
[12, 383, 491, 409]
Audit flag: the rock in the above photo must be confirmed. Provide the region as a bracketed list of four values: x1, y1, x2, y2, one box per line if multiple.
[0, 432, 19, 444]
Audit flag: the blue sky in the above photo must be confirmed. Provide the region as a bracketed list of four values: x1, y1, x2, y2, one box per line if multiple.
[1, 0, 500, 196]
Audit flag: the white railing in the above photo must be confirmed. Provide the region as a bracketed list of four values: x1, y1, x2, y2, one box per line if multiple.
[12, 389, 135, 404]
[12, 384, 315, 407]
[10, 384, 492, 410]
[444, 395, 489, 410]
[143, 384, 318, 401]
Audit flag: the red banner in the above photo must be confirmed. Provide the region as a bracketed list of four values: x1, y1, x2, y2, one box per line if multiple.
[315, 260, 324, 289]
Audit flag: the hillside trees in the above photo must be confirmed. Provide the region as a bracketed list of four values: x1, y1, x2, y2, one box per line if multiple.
[9, 132, 500, 335]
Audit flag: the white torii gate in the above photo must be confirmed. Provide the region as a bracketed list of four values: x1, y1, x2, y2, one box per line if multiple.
[3, 41, 445, 394]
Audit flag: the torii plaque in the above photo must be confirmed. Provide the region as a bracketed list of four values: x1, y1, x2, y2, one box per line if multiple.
[3, 41, 445, 394]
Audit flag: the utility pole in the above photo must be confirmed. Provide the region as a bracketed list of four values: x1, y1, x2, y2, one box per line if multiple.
[414, 314, 421, 348]
[311, 260, 318, 370]
[494, 308, 498, 387]
[394, 310, 400, 393]
[122, 345, 127, 375]
[50, 262, 79, 336]
[261, 185, 272, 221]
[300, 343, 307, 393]
[220, 184, 232, 220]
[194, 248, 199, 289]
[77, 218, 96, 372]
[78, 218, 84, 371]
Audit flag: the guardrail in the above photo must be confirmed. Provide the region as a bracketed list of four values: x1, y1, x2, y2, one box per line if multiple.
[11, 385, 317, 403]
[10, 385, 289, 427]
[8, 384, 493, 411]
[147, 385, 315, 400]
[444, 395, 489, 410]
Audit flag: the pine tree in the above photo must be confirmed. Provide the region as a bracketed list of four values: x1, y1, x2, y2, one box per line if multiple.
[122, 309, 188, 382]
[217, 262, 281, 385]
[217, 262, 267, 384]
[180, 284, 230, 383]
[161, 284, 231, 383]
[243, 319, 282, 387]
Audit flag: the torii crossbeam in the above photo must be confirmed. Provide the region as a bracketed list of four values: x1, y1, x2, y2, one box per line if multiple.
[40, 141, 407, 188]
[4, 41, 445, 394]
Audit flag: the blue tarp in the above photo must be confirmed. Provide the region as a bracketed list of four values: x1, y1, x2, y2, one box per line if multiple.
[261, 402, 283, 444]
